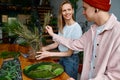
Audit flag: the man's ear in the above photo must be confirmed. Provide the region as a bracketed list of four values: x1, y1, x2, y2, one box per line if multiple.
[95, 9, 99, 13]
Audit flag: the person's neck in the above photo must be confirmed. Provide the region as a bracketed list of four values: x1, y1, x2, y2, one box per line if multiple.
[96, 12, 110, 26]
[65, 19, 75, 26]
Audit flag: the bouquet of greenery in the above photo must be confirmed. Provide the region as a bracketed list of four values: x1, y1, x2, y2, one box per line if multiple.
[2, 20, 42, 59]
[3, 20, 41, 51]
[2, 12, 51, 59]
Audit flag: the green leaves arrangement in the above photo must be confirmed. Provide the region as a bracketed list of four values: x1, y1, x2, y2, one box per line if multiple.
[43, 12, 51, 29]
[14, 23, 41, 51]
[23, 62, 64, 79]
[2, 12, 52, 58]
[0, 51, 20, 59]
[2, 11, 52, 51]
[0, 58, 22, 80]
[0, 51, 21, 80]
[2, 20, 42, 51]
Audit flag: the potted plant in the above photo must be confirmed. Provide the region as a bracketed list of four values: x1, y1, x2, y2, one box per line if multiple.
[2, 12, 51, 59]
[2, 20, 42, 59]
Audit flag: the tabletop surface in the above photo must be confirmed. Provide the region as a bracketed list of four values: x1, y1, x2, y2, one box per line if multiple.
[0, 44, 70, 80]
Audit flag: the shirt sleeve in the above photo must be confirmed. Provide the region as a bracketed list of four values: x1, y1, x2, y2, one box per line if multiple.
[53, 33, 84, 51]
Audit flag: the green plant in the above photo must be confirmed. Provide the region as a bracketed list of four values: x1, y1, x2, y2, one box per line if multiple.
[43, 12, 51, 29]
[69, 0, 79, 18]
[2, 20, 43, 59]
[2, 12, 51, 59]
[0, 58, 22, 80]
[49, 17, 57, 26]
[0, 51, 20, 59]
[23, 62, 64, 79]
[2, 20, 42, 51]
[2, 21, 21, 43]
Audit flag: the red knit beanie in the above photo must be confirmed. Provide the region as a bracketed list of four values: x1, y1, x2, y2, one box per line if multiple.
[83, 0, 111, 11]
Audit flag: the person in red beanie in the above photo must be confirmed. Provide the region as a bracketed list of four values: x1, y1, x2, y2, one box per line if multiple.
[37, 0, 120, 80]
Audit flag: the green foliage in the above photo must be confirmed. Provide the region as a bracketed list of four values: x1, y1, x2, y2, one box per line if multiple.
[2, 21, 20, 34]
[69, 0, 79, 19]
[2, 20, 42, 51]
[37, 65, 52, 71]
[28, 70, 54, 78]
[23, 62, 64, 79]
[0, 58, 22, 80]
[50, 17, 57, 26]
[53, 68, 64, 76]
[0, 51, 20, 59]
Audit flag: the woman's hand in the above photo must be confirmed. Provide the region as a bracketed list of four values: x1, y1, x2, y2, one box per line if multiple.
[45, 25, 55, 37]
[35, 51, 51, 60]
[41, 47, 46, 51]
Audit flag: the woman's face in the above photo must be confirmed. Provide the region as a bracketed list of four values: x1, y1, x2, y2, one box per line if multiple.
[82, 2, 95, 22]
[61, 3, 74, 21]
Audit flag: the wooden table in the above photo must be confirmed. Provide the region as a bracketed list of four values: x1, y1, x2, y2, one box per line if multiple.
[0, 44, 70, 80]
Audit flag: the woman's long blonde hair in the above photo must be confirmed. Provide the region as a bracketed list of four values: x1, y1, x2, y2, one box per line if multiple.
[58, 0, 75, 33]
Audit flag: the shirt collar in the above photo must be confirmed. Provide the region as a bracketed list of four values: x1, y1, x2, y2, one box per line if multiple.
[91, 13, 117, 34]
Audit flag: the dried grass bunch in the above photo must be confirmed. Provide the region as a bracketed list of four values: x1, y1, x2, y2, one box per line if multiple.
[14, 23, 42, 51]
[43, 12, 51, 30]
[2, 12, 51, 59]
[3, 20, 42, 52]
